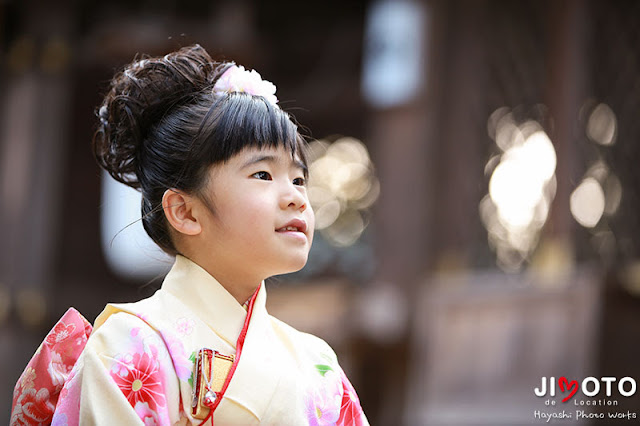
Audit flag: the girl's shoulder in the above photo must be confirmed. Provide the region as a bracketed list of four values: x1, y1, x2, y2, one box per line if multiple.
[86, 305, 169, 365]
[89, 289, 217, 384]
[267, 314, 339, 363]
[84, 295, 191, 391]
[93, 287, 183, 335]
[86, 291, 179, 362]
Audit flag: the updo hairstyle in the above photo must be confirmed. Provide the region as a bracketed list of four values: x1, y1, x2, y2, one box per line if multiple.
[93, 45, 307, 255]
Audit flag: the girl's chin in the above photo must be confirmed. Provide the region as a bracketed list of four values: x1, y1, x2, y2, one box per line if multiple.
[272, 257, 309, 276]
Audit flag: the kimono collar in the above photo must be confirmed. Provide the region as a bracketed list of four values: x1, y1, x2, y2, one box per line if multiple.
[160, 255, 266, 348]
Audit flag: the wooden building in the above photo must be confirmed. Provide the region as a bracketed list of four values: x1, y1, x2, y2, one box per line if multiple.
[2, 1, 640, 424]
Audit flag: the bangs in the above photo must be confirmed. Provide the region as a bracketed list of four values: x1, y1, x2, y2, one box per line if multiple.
[199, 92, 306, 167]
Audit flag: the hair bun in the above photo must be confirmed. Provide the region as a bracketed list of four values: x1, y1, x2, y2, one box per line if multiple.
[93, 44, 224, 188]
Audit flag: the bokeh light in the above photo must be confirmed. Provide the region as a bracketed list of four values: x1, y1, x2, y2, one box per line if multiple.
[586, 103, 617, 146]
[307, 137, 379, 247]
[570, 100, 624, 263]
[570, 177, 605, 228]
[570, 160, 622, 229]
[481, 107, 556, 271]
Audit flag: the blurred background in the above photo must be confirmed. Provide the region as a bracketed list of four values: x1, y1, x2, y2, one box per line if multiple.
[2, 0, 640, 424]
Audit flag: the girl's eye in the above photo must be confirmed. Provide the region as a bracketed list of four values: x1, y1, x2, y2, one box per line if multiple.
[252, 171, 272, 180]
[293, 177, 306, 186]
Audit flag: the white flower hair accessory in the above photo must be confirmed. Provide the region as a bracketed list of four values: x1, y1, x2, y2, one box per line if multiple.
[213, 65, 278, 105]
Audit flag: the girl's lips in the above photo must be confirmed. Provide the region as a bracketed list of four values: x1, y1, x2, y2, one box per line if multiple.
[276, 218, 307, 233]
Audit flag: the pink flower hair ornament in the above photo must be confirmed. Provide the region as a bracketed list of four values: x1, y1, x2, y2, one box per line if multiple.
[213, 65, 278, 105]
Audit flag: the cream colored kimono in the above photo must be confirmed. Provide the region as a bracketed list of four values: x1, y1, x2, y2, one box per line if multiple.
[51, 255, 368, 425]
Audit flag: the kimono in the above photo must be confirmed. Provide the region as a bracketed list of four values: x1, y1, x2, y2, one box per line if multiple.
[48, 255, 368, 425]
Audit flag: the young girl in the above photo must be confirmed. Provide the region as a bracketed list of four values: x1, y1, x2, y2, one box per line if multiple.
[13, 45, 368, 425]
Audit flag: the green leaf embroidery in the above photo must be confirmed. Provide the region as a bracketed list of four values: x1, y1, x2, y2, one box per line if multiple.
[188, 351, 197, 387]
[315, 364, 333, 376]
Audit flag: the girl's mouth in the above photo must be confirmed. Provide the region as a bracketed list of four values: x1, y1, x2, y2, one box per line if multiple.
[276, 219, 307, 234]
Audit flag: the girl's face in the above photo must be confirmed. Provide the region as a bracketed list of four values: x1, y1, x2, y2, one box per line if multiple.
[196, 145, 314, 284]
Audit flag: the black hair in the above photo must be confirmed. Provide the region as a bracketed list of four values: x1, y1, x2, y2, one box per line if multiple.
[93, 44, 307, 255]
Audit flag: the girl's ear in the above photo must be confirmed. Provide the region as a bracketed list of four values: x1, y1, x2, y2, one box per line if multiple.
[162, 189, 202, 236]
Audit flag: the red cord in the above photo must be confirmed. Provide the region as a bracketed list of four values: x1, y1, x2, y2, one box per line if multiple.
[198, 287, 260, 426]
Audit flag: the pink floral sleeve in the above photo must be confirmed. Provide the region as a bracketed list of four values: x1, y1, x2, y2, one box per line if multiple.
[304, 355, 368, 426]
[53, 312, 182, 425]
[11, 308, 92, 426]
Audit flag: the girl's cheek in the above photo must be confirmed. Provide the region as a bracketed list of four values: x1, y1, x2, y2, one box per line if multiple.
[306, 209, 316, 233]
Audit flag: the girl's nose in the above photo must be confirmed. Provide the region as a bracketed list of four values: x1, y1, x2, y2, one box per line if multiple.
[280, 182, 307, 212]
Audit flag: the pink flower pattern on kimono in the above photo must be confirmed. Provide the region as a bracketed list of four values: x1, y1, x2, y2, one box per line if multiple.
[45, 322, 76, 346]
[11, 387, 55, 425]
[110, 351, 166, 413]
[135, 401, 160, 425]
[48, 351, 73, 388]
[336, 369, 366, 426]
[175, 317, 194, 336]
[104, 315, 188, 422]
[161, 331, 193, 381]
[52, 364, 82, 426]
[20, 367, 36, 390]
[111, 352, 135, 378]
[12, 308, 91, 426]
[306, 369, 342, 426]
[129, 327, 147, 354]
[305, 360, 368, 426]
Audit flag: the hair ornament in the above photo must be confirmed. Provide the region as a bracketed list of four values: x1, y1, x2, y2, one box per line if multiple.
[213, 65, 278, 105]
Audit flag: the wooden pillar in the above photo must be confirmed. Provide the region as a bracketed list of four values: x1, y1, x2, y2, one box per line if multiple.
[544, 0, 586, 253]
[356, 0, 435, 423]
[432, 0, 487, 271]
[0, 1, 74, 415]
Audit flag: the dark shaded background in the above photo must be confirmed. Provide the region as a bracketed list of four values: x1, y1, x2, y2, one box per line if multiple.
[2, 1, 640, 424]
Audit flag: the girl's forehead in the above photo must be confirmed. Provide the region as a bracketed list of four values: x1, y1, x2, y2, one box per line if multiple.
[206, 146, 304, 180]
[232, 145, 302, 165]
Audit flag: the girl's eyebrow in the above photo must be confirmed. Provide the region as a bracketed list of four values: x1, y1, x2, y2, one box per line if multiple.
[241, 154, 277, 168]
[241, 153, 307, 173]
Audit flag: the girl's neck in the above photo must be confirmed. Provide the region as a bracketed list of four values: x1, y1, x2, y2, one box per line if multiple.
[190, 255, 262, 305]
[176, 234, 263, 305]
[212, 270, 261, 306]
